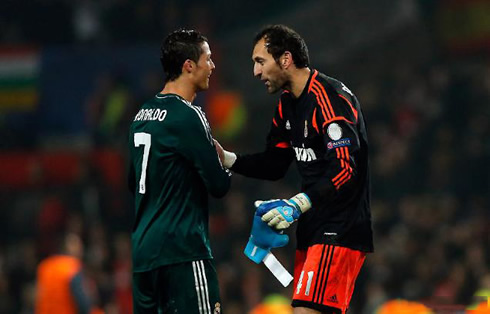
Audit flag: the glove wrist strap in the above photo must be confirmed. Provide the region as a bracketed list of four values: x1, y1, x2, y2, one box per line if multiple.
[289, 193, 312, 214]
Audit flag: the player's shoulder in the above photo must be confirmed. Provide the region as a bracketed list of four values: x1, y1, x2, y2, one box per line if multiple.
[177, 100, 209, 129]
[164, 97, 211, 135]
[311, 71, 354, 98]
[148, 93, 205, 120]
[309, 70, 359, 124]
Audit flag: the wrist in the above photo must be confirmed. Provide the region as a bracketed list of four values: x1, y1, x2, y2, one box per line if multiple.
[223, 150, 237, 168]
[289, 193, 312, 214]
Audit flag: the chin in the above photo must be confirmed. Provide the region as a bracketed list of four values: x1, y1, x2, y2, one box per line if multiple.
[267, 86, 280, 94]
[198, 84, 209, 92]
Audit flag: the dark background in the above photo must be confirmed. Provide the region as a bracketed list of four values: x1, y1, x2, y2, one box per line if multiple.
[0, 0, 488, 313]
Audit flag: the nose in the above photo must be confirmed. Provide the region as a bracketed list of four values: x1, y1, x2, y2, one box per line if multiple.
[253, 63, 261, 78]
[210, 59, 215, 70]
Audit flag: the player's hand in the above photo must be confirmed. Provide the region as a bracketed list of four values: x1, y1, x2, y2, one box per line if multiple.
[255, 193, 312, 230]
[244, 215, 289, 264]
[212, 139, 237, 168]
[213, 139, 224, 163]
[255, 200, 301, 230]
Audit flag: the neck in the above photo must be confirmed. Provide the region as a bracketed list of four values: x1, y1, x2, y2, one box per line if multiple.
[288, 67, 311, 98]
[160, 78, 196, 102]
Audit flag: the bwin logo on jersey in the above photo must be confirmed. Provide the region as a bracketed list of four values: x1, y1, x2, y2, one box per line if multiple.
[294, 146, 317, 162]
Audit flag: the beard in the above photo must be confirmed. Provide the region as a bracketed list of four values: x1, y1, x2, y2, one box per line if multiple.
[267, 78, 289, 94]
[266, 69, 289, 94]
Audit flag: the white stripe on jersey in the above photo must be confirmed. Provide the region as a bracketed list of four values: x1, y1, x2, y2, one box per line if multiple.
[184, 102, 213, 145]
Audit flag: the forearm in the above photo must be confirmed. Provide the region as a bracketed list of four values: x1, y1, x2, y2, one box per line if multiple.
[230, 148, 294, 180]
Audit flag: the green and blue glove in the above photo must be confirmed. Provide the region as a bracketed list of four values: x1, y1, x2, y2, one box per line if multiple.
[255, 193, 312, 230]
[244, 215, 289, 264]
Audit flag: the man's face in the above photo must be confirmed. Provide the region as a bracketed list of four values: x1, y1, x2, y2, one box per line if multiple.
[252, 38, 288, 94]
[194, 41, 215, 91]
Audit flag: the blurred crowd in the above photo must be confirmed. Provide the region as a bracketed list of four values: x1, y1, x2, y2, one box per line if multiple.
[1, 1, 489, 313]
[1, 0, 297, 44]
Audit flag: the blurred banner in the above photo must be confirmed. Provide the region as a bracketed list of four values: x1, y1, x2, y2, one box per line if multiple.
[0, 47, 40, 111]
[436, 0, 490, 54]
[207, 91, 247, 140]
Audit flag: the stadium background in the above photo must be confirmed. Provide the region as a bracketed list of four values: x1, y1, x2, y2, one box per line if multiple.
[0, 0, 489, 313]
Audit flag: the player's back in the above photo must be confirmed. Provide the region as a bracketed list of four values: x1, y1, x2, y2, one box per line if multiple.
[128, 93, 230, 272]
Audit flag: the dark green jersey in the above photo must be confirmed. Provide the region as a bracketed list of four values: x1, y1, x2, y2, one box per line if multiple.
[128, 93, 231, 272]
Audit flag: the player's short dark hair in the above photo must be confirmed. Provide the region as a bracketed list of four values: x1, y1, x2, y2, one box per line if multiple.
[253, 24, 310, 68]
[160, 29, 208, 82]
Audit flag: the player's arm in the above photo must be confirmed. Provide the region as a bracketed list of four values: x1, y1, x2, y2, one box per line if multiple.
[218, 102, 295, 180]
[229, 147, 294, 180]
[303, 92, 361, 208]
[178, 106, 231, 198]
[304, 119, 360, 206]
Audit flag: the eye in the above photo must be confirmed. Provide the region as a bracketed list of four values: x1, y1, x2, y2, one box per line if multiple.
[253, 57, 264, 65]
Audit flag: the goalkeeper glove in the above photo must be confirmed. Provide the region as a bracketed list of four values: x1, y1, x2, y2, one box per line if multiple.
[244, 215, 289, 264]
[255, 193, 312, 230]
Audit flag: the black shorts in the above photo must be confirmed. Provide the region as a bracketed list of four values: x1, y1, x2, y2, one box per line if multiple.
[133, 259, 222, 314]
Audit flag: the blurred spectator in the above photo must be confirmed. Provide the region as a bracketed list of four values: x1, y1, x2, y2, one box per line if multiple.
[35, 233, 101, 314]
[86, 73, 134, 147]
[250, 294, 293, 314]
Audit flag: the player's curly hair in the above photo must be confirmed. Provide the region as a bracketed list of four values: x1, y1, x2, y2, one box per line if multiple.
[160, 29, 208, 82]
[253, 24, 310, 68]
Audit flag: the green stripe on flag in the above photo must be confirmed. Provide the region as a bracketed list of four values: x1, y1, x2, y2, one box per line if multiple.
[0, 77, 38, 89]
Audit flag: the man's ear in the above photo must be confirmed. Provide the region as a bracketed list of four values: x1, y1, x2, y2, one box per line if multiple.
[280, 51, 293, 69]
[182, 59, 195, 74]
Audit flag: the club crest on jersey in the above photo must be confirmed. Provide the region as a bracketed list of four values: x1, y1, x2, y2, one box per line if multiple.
[294, 145, 317, 162]
[214, 302, 221, 314]
[327, 138, 351, 150]
[285, 120, 291, 130]
[327, 123, 342, 140]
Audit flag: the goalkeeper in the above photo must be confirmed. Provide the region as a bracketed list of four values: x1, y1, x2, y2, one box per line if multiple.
[216, 25, 373, 314]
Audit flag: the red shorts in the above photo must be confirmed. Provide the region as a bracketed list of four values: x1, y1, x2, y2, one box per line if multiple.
[292, 244, 366, 314]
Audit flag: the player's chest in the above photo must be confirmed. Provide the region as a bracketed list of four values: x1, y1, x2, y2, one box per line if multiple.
[281, 99, 325, 162]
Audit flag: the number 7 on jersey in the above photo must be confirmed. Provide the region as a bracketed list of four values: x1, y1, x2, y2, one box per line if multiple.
[134, 132, 151, 194]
